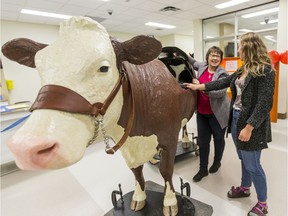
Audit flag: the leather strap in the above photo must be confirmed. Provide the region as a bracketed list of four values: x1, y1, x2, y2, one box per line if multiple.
[30, 74, 125, 116]
[30, 85, 100, 115]
[105, 72, 135, 154]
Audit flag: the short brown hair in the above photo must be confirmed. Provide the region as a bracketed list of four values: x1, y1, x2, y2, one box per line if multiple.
[205, 46, 223, 63]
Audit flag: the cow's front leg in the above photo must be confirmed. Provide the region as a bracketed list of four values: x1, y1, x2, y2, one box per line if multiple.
[130, 165, 146, 211]
[159, 146, 178, 216]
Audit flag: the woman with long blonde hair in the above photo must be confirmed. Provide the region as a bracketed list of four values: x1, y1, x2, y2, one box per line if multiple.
[185, 32, 275, 216]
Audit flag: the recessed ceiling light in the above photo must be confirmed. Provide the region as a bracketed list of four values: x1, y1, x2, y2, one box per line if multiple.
[21, 9, 71, 19]
[242, 7, 279, 18]
[145, 22, 176, 29]
[215, 0, 250, 9]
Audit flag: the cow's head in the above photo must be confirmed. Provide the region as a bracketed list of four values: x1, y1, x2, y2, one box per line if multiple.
[2, 16, 161, 170]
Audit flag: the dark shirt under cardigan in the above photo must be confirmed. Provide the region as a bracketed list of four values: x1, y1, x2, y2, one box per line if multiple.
[205, 65, 275, 151]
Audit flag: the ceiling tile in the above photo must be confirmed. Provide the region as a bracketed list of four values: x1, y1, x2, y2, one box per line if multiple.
[1, 0, 280, 37]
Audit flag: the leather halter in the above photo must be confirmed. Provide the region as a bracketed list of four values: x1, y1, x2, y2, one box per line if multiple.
[30, 70, 135, 155]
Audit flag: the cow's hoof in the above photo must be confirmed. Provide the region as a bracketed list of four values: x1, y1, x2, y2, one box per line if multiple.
[130, 199, 146, 211]
[163, 204, 178, 216]
[149, 158, 160, 165]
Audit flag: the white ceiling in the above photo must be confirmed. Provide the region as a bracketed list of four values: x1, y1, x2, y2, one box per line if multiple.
[1, 0, 279, 36]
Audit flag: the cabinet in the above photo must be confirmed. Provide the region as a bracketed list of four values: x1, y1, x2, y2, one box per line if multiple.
[1, 109, 30, 175]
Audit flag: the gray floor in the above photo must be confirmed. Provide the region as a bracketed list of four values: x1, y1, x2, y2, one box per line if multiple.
[1, 118, 287, 216]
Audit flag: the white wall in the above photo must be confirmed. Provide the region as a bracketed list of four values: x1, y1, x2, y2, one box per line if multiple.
[159, 34, 194, 55]
[193, 19, 203, 61]
[174, 34, 194, 54]
[108, 31, 137, 41]
[158, 34, 175, 48]
[1, 21, 59, 104]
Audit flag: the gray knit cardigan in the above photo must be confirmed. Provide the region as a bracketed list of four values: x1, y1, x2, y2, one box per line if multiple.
[205, 65, 275, 151]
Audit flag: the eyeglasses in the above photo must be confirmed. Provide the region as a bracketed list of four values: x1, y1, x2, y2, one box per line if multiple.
[209, 54, 221, 59]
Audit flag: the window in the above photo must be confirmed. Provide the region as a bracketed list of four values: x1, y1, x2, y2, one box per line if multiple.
[202, 2, 279, 58]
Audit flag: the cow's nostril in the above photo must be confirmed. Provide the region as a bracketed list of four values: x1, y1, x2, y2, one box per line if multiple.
[37, 144, 57, 155]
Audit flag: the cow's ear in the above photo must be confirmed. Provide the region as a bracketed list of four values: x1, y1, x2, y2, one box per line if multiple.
[122, 35, 162, 65]
[1, 38, 47, 68]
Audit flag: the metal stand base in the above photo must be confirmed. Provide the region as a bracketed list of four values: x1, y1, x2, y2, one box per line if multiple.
[105, 181, 213, 216]
[109, 190, 195, 216]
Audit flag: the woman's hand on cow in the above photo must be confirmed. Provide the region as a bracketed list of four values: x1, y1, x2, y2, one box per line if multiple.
[184, 83, 205, 91]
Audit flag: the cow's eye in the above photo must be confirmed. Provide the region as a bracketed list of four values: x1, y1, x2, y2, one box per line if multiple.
[98, 66, 109, 72]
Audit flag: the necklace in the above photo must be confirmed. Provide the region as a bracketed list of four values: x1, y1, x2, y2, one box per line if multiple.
[207, 68, 215, 79]
[208, 71, 214, 79]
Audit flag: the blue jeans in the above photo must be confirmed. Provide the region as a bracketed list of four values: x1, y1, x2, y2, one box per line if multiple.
[231, 109, 267, 202]
[197, 113, 226, 171]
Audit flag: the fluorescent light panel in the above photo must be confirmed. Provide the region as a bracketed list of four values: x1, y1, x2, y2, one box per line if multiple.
[215, 0, 250, 9]
[145, 22, 176, 29]
[264, 35, 277, 43]
[242, 7, 279, 18]
[21, 9, 71, 19]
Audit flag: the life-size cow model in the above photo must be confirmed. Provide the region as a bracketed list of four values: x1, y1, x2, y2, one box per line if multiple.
[2, 17, 197, 216]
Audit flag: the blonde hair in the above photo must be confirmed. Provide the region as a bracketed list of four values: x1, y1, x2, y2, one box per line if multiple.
[239, 32, 272, 77]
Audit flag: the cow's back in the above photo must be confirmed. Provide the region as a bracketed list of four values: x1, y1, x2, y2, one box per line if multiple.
[118, 59, 197, 137]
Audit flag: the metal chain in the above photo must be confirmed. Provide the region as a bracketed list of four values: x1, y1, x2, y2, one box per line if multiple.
[87, 117, 99, 147]
[98, 117, 111, 150]
[87, 116, 111, 150]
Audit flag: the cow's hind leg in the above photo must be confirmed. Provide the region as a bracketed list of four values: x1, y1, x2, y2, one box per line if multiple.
[159, 142, 178, 216]
[130, 165, 146, 211]
[181, 125, 191, 149]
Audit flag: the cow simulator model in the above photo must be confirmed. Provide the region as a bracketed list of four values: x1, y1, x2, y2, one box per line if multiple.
[2, 16, 197, 216]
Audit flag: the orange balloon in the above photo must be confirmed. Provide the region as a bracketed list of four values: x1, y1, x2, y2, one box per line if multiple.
[268, 50, 280, 64]
[279, 50, 288, 64]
